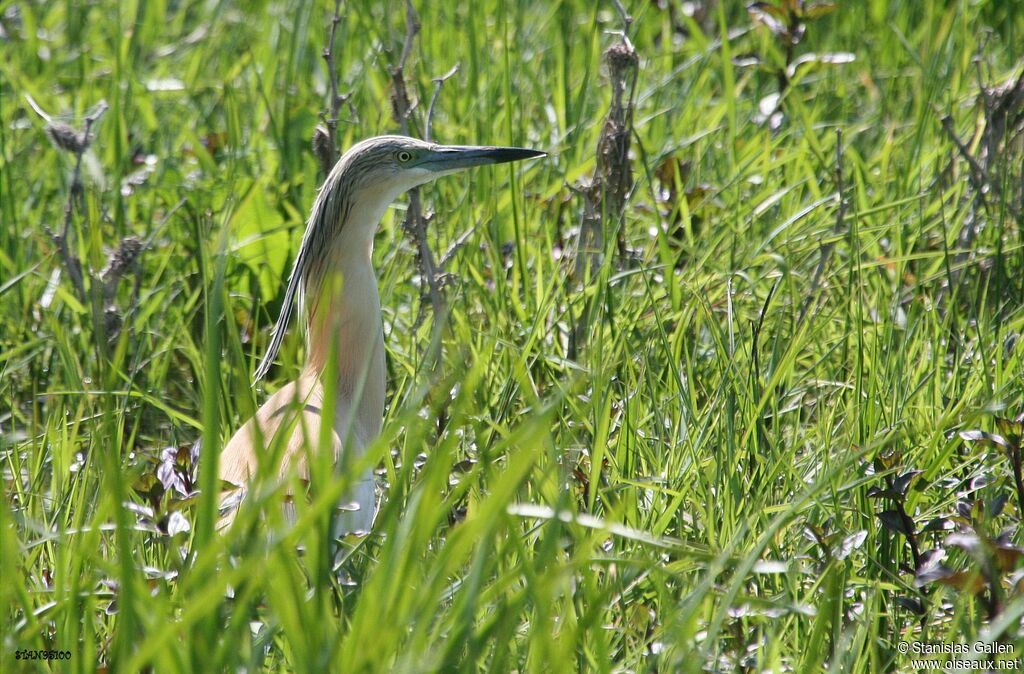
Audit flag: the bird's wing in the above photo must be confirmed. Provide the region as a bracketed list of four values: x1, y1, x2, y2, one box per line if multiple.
[217, 375, 344, 531]
[218, 375, 342, 487]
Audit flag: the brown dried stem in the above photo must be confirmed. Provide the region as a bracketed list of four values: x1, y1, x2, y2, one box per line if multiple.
[938, 111, 1020, 222]
[425, 64, 459, 143]
[575, 35, 638, 278]
[44, 100, 109, 305]
[315, 0, 348, 175]
[571, 35, 638, 358]
[389, 0, 444, 322]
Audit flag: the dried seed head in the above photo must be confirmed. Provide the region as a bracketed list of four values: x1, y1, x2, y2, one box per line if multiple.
[604, 42, 638, 72]
[312, 124, 331, 157]
[102, 236, 144, 282]
[312, 124, 336, 174]
[46, 122, 89, 154]
[104, 305, 123, 341]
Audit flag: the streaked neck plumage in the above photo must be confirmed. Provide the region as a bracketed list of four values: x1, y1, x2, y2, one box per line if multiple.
[303, 187, 395, 453]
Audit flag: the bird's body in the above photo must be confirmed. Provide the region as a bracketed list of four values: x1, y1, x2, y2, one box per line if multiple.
[217, 135, 542, 538]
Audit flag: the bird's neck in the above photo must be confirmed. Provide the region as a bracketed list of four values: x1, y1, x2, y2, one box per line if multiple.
[303, 197, 390, 451]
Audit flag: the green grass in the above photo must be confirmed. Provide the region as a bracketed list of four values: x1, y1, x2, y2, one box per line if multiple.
[2, 0, 1023, 671]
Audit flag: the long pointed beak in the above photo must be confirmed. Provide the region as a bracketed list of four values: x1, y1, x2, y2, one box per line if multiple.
[420, 144, 546, 172]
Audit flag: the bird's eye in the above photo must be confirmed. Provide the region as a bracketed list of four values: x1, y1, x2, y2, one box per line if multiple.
[397, 151, 412, 162]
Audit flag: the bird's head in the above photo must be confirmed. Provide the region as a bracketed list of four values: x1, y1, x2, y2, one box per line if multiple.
[253, 134, 543, 382]
[337, 135, 545, 200]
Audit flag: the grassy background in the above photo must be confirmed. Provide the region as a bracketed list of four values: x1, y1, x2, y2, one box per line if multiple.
[2, 0, 1023, 671]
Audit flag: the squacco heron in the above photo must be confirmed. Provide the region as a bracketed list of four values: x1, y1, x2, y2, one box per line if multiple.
[218, 135, 544, 537]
